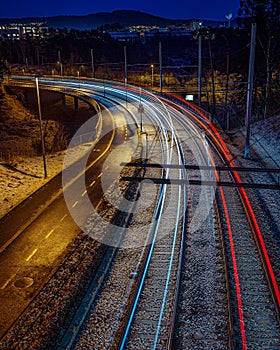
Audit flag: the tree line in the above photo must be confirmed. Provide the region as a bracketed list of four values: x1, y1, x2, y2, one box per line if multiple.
[0, 0, 279, 127]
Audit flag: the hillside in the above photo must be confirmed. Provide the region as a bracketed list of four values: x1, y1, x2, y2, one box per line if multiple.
[230, 115, 280, 169]
[0, 86, 94, 218]
[0, 10, 193, 29]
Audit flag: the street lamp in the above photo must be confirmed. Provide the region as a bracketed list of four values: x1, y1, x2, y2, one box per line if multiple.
[151, 64, 154, 87]
[225, 13, 232, 28]
[138, 87, 144, 133]
[57, 61, 63, 77]
[138, 103, 144, 133]
[35, 75, 47, 178]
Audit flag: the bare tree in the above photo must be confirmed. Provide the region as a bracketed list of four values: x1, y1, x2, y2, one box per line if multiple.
[238, 0, 280, 118]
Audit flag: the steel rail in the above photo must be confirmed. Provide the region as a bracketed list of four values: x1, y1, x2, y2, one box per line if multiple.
[164, 99, 235, 349]
[162, 93, 280, 348]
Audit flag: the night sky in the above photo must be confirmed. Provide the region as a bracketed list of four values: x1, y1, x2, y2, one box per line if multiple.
[1, 0, 240, 21]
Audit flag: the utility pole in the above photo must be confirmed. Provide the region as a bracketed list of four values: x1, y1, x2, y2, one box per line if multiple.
[159, 42, 163, 94]
[208, 38, 216, 118]
[124, 46, 128, 84]
[57, 50, 63, 77]
[91, 49, 95, 78]
[124, 46, 128, 106]
[198, 35, 202, 107]
[225, 48, 230, 129]
[151, 64, 154, 87]
[35, 76, 47, 178]
[244, 23, 257, 159]
[58, 50, 63, 76]
[224, 35, 230, 130]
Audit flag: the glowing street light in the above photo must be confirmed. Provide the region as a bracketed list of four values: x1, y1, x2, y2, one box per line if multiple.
[57, 61, 63, 76]
[151, 64, 154, 87]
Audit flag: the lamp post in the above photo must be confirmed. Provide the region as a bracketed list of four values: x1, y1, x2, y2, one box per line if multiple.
[138, 103, 144, 133]
[57, 50, 62, 76]
[91, 49, 95, 78]
[198, 35, 202, 107]
[124, 46, 128, 107]
[124, 46, 128, 84]
[225, 13, 232, 28]
[159, 42, 163, 94]
[57, 61, 63, 77]
[138, 87, 144, 132]
[35, 76, 47, 178]
[77, 70, 80, 88]
[151, 64, 154, 87]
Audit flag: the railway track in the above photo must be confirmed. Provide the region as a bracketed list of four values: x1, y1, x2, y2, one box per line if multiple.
[61, 87, 280, 350]
[217, 182, 280, 349]
[166, 102, 230, 350]
[1, 77, 176, 349]
[231, 155, 280, 288]
[2, 76, 279, 349]
[166, 94, 280, 349]
[70, 90, 187, 349]
[117, 143, 186, 350]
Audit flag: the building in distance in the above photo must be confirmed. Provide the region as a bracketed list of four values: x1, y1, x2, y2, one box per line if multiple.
[108, 20, 225, 43]
[0, 22, 49, 40]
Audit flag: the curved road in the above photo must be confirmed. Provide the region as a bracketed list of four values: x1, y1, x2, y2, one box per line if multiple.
[1, 76, 279, 349]
[0, 81, 137, 336]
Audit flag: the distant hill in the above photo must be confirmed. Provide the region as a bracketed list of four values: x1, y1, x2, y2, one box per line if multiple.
[0, 10, 222, 30]
[0, 10, 187, 29]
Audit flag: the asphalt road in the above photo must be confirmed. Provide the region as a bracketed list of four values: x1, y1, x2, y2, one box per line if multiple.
[0, 104, 133, 337]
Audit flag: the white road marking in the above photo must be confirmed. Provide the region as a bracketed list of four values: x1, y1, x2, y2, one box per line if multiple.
[26, 249, 38, 262]
[82, 190, 88, 197]
[89, 180, 96, 187]
[97, 173, 102, 178]
[45, 229, 54, 239]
